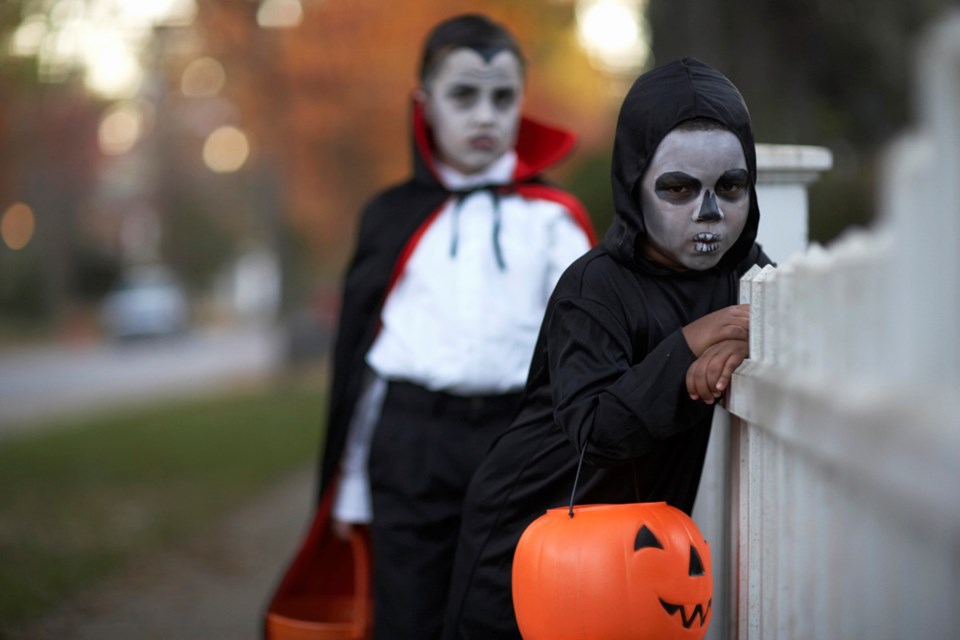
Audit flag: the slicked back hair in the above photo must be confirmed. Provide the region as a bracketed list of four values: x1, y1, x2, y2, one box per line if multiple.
[418, 14, 526, 87]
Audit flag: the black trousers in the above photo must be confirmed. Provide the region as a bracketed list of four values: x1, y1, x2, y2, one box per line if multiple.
[368, 381, 522, 640]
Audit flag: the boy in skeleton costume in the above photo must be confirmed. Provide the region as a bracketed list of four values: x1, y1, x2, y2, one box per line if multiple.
[305, 14, 595, 640]
[441, 58, 772, 639]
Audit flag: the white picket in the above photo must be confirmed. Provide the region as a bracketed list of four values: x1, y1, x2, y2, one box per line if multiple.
[712, 10, 960, 639]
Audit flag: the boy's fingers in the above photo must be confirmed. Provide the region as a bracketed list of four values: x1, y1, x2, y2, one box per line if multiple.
[715, 345, 749, 392]
[688, 337, 749, 404]
[725, 304, 750, 321]
[713, 354, 734, 391]
[695, 361, 716, 403]
[704, 354, 724, 396]
[718, 324, 748, 343]
[686, 361, 709, 402]
[686, 364, 703, 400]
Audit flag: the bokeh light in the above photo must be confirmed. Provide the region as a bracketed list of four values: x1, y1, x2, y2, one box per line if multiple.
[1, 203, 36, 251]
[575, 0, 650, 74]
[98, 102, 145, 156]
[203, 126, 250, 173]
[257, 0, 304, 28]
[82, 28, 143, 98]
[181, 56, 227, 98]
[121, 0, 197, 25]
[9, 14, 47, 57]
[8, 0, 198, 98]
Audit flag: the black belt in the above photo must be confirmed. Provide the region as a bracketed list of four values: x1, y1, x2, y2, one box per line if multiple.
[387, 380, 524, 420]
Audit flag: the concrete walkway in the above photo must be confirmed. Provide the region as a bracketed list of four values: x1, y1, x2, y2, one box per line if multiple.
[10, 468, 315, 640]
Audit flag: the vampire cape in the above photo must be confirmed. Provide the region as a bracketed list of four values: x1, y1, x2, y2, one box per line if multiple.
[321, 101, 595, 508]
[441, 58, 773, 638]
[263, 100, 594, 638]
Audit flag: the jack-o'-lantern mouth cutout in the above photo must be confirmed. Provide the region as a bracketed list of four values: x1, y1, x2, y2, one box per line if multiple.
[634, 523, 712, 630]
[659, 597, 712, 629]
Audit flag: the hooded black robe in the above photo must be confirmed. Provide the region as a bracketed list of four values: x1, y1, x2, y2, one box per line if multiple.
[442, 58, 772, 639]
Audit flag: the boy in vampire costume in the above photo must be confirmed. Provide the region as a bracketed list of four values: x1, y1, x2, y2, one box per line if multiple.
[266, 14, 596, 640]
[441, 58, 773, 639]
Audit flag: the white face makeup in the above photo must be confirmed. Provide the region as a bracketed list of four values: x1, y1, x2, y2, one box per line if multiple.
[421, 48, 524, 175]
[639, 127, 750, 271]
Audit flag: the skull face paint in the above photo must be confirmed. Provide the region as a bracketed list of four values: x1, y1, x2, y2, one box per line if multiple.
[639, 127, 750, 271]
[420, 48, 524, 175]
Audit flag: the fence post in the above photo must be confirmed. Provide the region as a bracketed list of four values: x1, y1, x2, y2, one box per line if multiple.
[754, 144, 832, 263]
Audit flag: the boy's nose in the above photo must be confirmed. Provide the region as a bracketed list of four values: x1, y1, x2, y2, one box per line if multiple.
[473, 97, 496, 124]
[696, 191, 722, 222]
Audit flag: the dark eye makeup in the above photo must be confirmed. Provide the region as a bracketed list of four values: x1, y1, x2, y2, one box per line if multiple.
[655, 172, 701, 201]
[492, 87, 516, 108]
[442, 81, 519, 112]
[715, 169, 749, 198]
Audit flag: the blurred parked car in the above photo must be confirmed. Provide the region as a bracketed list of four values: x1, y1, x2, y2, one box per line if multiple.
[100, 266, 189, 340]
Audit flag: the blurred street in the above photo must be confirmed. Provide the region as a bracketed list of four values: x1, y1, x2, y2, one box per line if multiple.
[0, 325, 282, 436]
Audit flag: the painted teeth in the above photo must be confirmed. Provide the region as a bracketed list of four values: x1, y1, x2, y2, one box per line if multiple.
[694, 242, 719, 254]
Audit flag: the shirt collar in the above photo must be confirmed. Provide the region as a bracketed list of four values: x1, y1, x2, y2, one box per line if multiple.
[435, 150, 517, 190]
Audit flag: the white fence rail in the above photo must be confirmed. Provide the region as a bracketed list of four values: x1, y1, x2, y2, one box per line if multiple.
[696, 10, 960, 640]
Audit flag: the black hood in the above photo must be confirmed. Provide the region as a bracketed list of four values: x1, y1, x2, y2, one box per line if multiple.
[603, 58, 760, 271]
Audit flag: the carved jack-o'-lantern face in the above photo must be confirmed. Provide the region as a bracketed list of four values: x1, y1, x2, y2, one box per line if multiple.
[512, 502, 713, 640]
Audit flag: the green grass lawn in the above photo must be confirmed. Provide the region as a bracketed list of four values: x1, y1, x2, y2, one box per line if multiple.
[0, 380, 324, 631]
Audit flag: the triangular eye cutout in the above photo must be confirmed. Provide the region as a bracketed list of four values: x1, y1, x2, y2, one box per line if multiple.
[634, 525, 664, 551]
[688, 544, 706, 576]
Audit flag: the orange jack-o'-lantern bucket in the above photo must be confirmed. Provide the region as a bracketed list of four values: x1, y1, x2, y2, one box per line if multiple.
[265, 504, 372, 640]
[512, 501, 712, 640]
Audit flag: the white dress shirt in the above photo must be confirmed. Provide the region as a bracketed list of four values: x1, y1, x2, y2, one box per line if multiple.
[332, 151, 591, 522]
[366, 151, 591, 393]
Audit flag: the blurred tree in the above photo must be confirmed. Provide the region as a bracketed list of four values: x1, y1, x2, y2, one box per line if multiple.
[646, 0, 951, 242]
[0, 1, 611, 333]
[0, 11, 104, 334]
[563, 150, 616, 237]
[230, 3, 601, 256]
[0, 2, 151, 340]
[170, 0, 614, 315]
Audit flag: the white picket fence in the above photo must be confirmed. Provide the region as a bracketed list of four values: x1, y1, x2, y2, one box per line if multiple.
[694, 10, 960, 640]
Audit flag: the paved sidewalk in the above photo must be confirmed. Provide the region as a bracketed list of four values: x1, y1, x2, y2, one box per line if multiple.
[10, 468, 315, 640]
